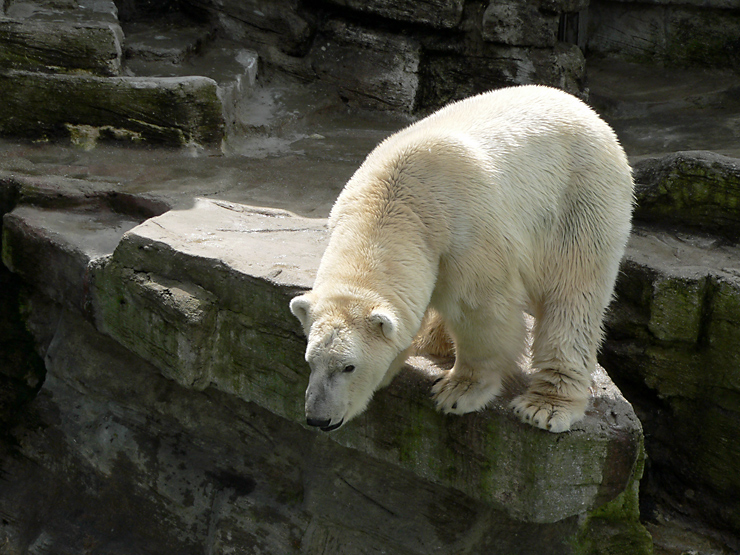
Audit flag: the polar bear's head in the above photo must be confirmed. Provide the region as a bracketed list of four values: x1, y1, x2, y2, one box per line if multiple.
[290, 292, 403, 432]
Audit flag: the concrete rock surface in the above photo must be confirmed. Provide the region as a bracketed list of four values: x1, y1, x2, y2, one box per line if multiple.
[633, 151, 740, 241]
[603, 223, 740, 538]
[0, 71, 224, 146]
[1, 196, 652, 554]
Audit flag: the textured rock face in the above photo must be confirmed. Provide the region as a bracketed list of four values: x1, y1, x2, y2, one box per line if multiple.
[482, 2, 561, 48]
[0, 188, 652, 554]
[633, 151, 740, 241]
[0, 18, 123, 75]
[602, 150, 740, 536]
[0, 305, 644, 555]
[322, 0, 465, 29]
[588, 0, 740, 70]
[0, 71, 224, 146]
[0, 189, 45, 427]
[182, 0, 587, 112]
[418, 42, 585, 111]
[308, 20, 421, 112]
[185, 0, 315, 56]
[0, 0, 588, 145]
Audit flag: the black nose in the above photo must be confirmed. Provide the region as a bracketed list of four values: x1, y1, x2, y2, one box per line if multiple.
[306, 417, 331, 428]
[306, 417, 344, 432]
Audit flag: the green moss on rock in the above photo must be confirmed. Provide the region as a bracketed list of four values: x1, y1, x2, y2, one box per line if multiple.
[0, 70, 224, 146]
[649, 274, 706, 343]
[93, 262, 219, 389]
[0, 20, 123, 76]
[708, 275, 740, 372]
[633, 152, 740, 240]
[571, 444, 653, 555]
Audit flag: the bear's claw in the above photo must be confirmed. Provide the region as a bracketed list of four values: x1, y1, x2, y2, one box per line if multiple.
[510, 392, 586, 433]
[431, 372, 501, 415]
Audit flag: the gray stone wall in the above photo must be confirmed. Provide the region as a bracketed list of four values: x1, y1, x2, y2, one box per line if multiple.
[0, 0, 588, 145]
[602, 151, 740, 537]
[183, 0, 588, 111]
[588, 0, 740, 70]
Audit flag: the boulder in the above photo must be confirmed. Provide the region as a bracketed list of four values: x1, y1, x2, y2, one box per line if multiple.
[1, 196, 653, 553]
[633, 151, 740, 241]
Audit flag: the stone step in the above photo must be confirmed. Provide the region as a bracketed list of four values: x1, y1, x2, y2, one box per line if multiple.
[0, 3, 257, 148]
[0, 0, 123, 75]
[0, 196, 652, 552]
[119, 14, 260, 138]
[122, 13, 215, 65]
[125, 35, 259, 134]
[0, 69, 224, 147]
[5, 0, 119, 23]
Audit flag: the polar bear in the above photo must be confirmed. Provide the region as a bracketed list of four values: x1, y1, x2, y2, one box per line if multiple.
[290, 85, 633, 433]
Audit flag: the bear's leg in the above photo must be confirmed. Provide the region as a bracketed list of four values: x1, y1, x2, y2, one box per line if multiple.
[413, 308, 455, 357]
[432, 303, 525, 415]
[510, 276, 613, 432]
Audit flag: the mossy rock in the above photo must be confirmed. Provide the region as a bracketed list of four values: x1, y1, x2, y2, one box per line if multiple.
[604, 228, 740, 536]
[633, 151, 740, 240]
[89, 199, 651, 551]
[0, 19, 123, 75]
[0, 70, 224, 146]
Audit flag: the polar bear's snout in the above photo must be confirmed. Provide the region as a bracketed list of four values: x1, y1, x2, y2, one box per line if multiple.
[306, 417, 344, 432]
[305, 374, 347, 432]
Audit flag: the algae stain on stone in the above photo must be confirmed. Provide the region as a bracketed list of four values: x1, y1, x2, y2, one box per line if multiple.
[66, 123, 145, 149]
[569, 442, 653, 555]
[648, 275, 707, 344]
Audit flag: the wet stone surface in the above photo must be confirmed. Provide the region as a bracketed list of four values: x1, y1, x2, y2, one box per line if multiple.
[1, 6, 740, 549]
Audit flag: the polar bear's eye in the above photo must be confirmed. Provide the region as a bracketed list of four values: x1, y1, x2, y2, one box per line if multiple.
[342, 365, 356, 373]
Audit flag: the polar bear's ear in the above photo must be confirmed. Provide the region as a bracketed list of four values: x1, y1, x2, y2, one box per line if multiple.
[368, 308, 398, 341]
[290, 295, 313, 329]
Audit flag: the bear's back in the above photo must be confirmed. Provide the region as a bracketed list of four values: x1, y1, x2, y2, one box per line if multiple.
[331, 85, 633, 274]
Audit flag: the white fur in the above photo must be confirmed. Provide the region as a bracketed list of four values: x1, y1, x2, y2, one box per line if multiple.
[291, 85, 634, 433]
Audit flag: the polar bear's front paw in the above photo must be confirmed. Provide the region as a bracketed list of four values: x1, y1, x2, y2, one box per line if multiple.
[431, 372, 500, 415]
[510, 389, 588, 433]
